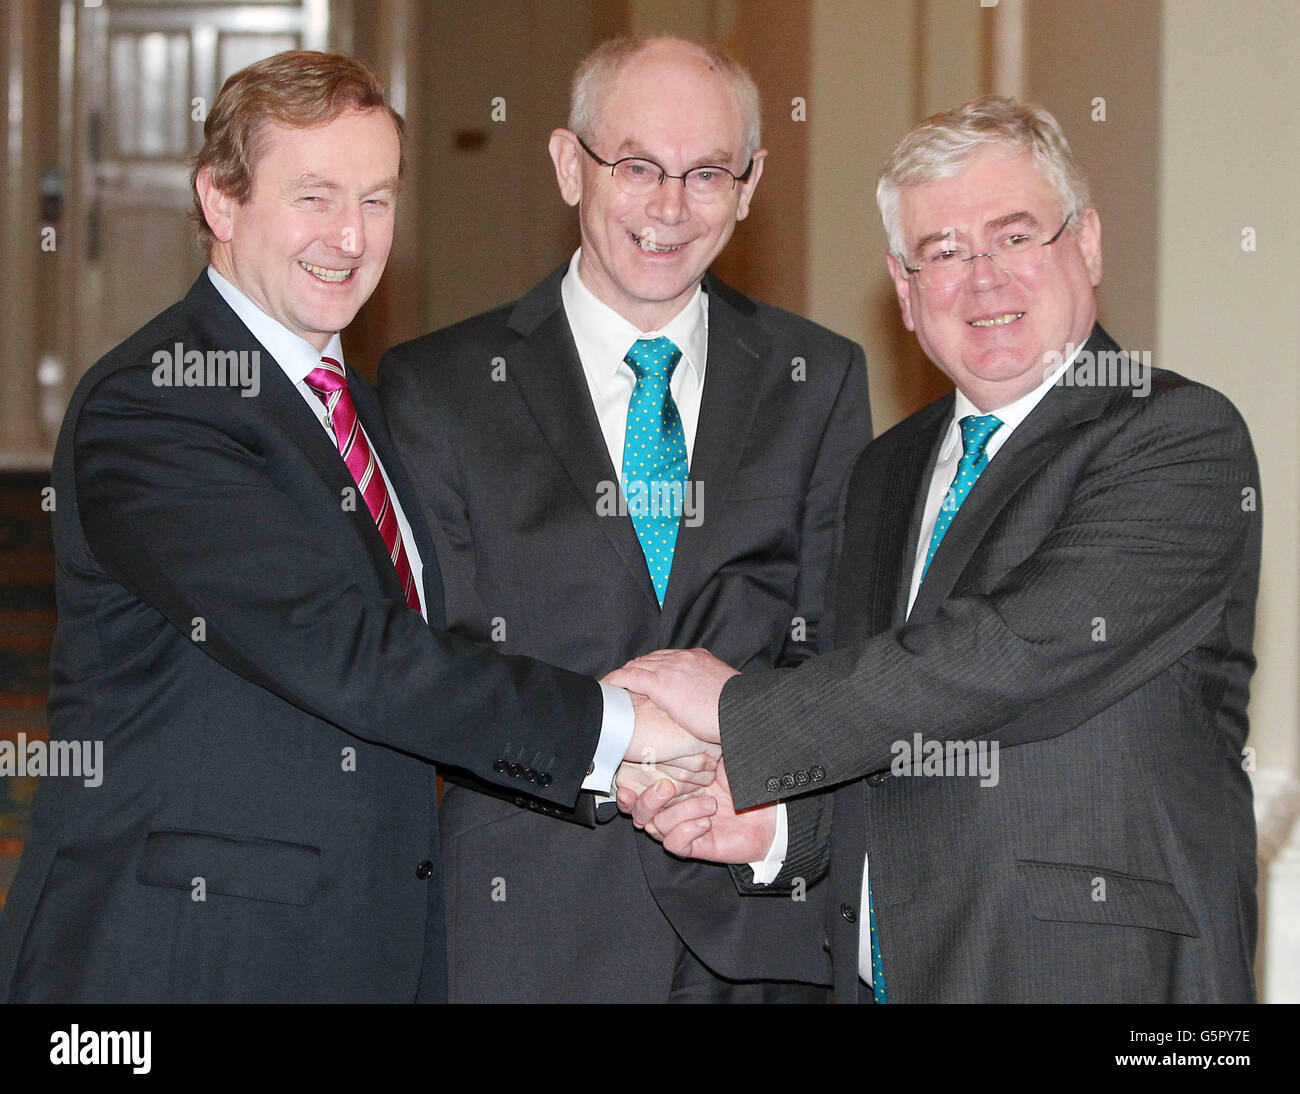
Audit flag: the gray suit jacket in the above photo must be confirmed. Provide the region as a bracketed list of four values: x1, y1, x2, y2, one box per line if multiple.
[723, 325, 1260, 1003]
[380, 269, 871, 1001]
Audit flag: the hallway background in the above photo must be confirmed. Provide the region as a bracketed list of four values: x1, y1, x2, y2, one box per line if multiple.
[1, 0, 1296, 1000]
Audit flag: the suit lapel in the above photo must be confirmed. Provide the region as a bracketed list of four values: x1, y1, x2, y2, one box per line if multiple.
[504, 272, 662, 609]
[833, 398, 949, 648]
[187, 275, 421, 611]
[907, 324, 1121, 623]
[656, 276, 768, 633]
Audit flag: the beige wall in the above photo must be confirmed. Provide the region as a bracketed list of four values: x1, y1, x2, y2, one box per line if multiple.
[1156, 0, 1299, 779]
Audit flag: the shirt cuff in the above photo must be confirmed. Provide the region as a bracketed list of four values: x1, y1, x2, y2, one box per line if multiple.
[745, 802, 788, 885]
[583, 683, 635, 793]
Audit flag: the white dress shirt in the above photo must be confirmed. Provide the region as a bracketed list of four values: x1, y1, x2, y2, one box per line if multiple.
[206, 265, 631, 792]
[560, 248, 708, 477]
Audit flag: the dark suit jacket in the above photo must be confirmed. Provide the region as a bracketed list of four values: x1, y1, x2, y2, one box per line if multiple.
[723, 325, 1260, 1003]
[380, 269, 871, 1000]
[0, 273, 604, 1003]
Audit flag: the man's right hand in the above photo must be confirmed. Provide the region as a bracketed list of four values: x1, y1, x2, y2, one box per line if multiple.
[616, 758, 776, 864]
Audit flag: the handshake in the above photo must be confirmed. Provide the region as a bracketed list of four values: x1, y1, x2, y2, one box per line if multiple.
[610, 649, 778, 865]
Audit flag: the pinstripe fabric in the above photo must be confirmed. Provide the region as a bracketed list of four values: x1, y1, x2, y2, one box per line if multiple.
[306, 357, 420, 612]
[717, 329, 1261, 1002]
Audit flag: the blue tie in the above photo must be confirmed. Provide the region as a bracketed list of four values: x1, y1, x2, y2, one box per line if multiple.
[621, 337, 688, 606]
[921, 414, 1003, 579]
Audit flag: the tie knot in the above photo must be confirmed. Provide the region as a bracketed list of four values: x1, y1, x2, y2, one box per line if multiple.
[306, 356, 348, 396]
[958, 414, 1002, 461]
[624, 337, 682, 384]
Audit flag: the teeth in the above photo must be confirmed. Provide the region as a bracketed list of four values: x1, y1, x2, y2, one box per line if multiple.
[299, 261, 353, 283]
[633, 233, 684, 254]
[969, 313, 1024, 327]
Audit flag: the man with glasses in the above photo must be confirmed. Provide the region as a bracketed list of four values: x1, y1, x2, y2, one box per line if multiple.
[380, 36, 870, 1002]
[614, 96, 1261, 1003]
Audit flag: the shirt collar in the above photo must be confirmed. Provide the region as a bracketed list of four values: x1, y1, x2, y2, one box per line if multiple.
[560, 249, 707, 393]
[206, 266, 345, 385]
[939, 342, 1083, 462]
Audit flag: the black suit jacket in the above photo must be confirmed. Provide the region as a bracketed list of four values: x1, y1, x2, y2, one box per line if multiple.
[723, 325, 1261, 1002]
[0, 273, 604, 1002]
[380, 269, 871, 999]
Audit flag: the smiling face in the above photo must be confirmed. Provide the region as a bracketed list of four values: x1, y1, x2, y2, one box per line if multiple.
[549, 42, 764, 331]
[198, 108, 400, 349]
[887, 147, 1102, 411]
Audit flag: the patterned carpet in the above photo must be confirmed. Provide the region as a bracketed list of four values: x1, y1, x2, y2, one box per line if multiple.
[0, 473, 55, 908]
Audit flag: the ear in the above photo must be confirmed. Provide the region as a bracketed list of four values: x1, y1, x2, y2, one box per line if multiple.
[195, 165, 237, 244]
[548, 129, 583, 208]
[733, 148, 766, 222]
[1075, 207, 1103, 286]
[886, 251, 916, 331]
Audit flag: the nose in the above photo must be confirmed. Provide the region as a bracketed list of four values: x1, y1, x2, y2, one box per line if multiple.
[333, 205, 365, 257]
[966, 251, 1009, 290]
[645, 178, 688, 225]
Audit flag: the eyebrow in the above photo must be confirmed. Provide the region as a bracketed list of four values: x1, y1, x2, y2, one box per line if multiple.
[912, 211, 1042, 250]
[612, 141, 739, 167]
[286, 174, 400, 195]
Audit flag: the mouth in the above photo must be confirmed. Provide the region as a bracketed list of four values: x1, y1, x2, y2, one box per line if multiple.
[968, 312, 1024, 328]
[629, 231, 687, 255]
[299, 261, 355, 284]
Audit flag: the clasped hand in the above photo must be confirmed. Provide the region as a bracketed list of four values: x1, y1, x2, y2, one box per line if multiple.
[610, 648, 776, 864]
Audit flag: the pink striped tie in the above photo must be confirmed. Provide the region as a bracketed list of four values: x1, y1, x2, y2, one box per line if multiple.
[306, 356, 421, 612]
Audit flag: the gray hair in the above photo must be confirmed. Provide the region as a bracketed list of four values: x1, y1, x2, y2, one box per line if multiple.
[568, 36, 762, 161]
[877, 95, 1091, 257]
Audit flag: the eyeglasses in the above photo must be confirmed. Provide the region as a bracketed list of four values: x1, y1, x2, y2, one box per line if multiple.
[575, 134, 753, 202]
[901, 215, 1074, 290]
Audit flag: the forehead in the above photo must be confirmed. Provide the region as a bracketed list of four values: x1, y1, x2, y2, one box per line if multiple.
[252, 110, 400, 177]
[595, 51, 745, 154]
[898, 149, 1060, 236]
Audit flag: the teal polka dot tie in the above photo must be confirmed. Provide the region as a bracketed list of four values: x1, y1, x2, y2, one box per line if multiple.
[869, 885, 887, 1003]
[621, 337, 688, 606]
[921, 414, 1003, 579]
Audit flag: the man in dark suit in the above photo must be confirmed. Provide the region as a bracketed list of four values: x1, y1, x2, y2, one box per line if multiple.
[380, 36, 870, 1002]
[0, 50, 704, 1003]
[615, 96, 1261, 1003]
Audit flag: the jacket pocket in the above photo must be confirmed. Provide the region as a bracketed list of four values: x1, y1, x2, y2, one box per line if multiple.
[1016, 859, 1198, 937]
[137, 828, 321, 907]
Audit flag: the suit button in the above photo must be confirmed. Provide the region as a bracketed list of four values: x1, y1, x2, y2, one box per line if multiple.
[493, 759, 507, 773]
[781, 772, 796, 789]
[513, 796, 527, 808]
[523, 767, 538, 782]
[527, 799, 539, 811]
[840, 902, 857, 923]
[539, 773, 553, 788]
[416, 860, 434, 880]
[810, 766, 825, 782]
[507, 763, 523, 778]
[795, 769, 809, 786]
[765, 777, 781, 793]
[866, 771, 889, 787]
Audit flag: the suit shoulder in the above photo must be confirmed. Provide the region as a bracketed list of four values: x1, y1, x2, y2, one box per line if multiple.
[380, 301, 518, 380]
[1094, 366, 1256, 459]
[70, 296, 208, 408]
